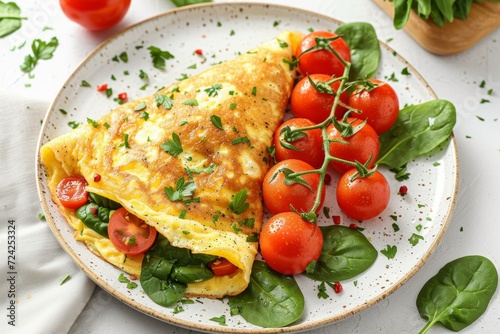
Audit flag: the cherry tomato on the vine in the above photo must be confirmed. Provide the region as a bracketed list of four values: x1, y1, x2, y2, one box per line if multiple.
[56, 176, 89, 209]
[336, 169, 390, 221]
[59, 0, 131, 31]
[290, 73, 348, 124]
[260, 212, 324, 275]
[273, 118, 325, 168]
[295, 31, 351, 79]
[348, 79, 400, 134]
[326, 118, 380, 174]
[108, 208, 157, 256]
[262, 159, 325, 215]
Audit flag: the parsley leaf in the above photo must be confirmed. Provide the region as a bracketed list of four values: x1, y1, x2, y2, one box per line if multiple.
[205, 83, 222, 97]
[409, 233, 424, 246]
[147, 46, 174, 70]
[164, 177, 197, 202]
[155, 94, 174, 110]
[228, 189, 249, 214]
[20, 36, 59, 73]
[380, 245, 397, 259]
[210, 115, 223, 130]
[209, 315, 227, 326]
[161, 133, 183, 156]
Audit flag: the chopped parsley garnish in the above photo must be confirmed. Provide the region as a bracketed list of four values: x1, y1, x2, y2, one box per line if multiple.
[119, 133, 130, 148]
[229, 103, 237, 109]
[401, 67, 411, 75]
[231, 136, 250, 145]
[183, 99, 199, 106]
[155, 94, 174, 110]
[251, 86, 257, 96]
[164, 177, 197, 203]
[161, 133, 183, 156]
[205, 83, 223, 97]
[139, 69, 148, 80]
[409, 233, 424, 246]
[210, 115, 223, 130]
[68, 121, 80, 129]
[317, 282, 329, 299]
[209, 315, 227, 326]
[81, 80, 91, 87]
[380, 245, 397, 259]
[134, 101, 147, 111]
[228, 189, 249, 214]
[147, 46, 174, 70]
[59, 274, 71, 286]
[20, 36, 59, 74]
[86, 117, 98, 128]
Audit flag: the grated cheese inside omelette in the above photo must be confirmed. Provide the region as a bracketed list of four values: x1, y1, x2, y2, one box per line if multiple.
[40, 31, 299, 298]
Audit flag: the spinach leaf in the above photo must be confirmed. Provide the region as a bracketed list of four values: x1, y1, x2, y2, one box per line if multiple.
[306, 225, 377, 282]
[89, 192, 122, 209]
[335, 22, 380, 81]
[435, 0, 456, 22]
[227, 261, 304, 328]
[417, 255, 498, 333]
[377, 99, 456, 169]
[140, 235, 217, 307]
[453, 0, 473, 20]
[0, 1, 25, 38]
[76, 203, 110, 238]
[392, 0, 414, 29]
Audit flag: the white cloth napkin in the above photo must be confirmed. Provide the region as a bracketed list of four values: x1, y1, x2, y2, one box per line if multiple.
[0, 91, 95, 334]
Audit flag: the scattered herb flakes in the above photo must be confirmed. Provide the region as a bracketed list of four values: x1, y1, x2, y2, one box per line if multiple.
[433, 161, 441, 167]
[476, 115, 485, 122]
[392, 223, 400, 232]
[231, 136, 250, 145]
[209, 315, 227, 326]
[480, 99, 490, 104]
[134, 101, 147, 111]
[251, 86, 257, 96]
[323, 206, 331, 218]
[171, 0, 212, 7]
[401, 67, 411, 75]
[273, 20, 280, 27]
[38, 212, 46, 221]
[147, 45, 174, 70]
[176, 73, 189, 81]
[87, 117, 98, 128]
[155, 94, 174, 110]
[385, 72, 398, 82]
[416, 224, 423, 232]
[139, 69, 148, 80]
[68, 121, 80, 129]
[59, 108, 67, 115]
[119, 133, 130, 148]
[229, 29, 235, 36]
[59, 274, 71, 286]
[479, 80, 486, 88]
[183, 99, 199, 106]
[409, 233, 424, 246]
[381, 245, 397, 259]
[229, 102, 237, 109]
[20, 36, 59, 74]
[81, 80, 91, 87]
[173, 304, 184, 314]
[205, 83, 222, 97]
[161, 133, 183, 156]
[119, 51, 128, 63]
[164, 177, 197, 203]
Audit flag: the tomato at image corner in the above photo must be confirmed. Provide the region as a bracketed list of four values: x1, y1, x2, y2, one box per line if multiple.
[259, 212, 324, 275]
[59, 0, 131, 31]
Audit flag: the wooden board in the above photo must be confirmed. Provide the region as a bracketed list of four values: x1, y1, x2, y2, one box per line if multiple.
[372, 0, 500, 55]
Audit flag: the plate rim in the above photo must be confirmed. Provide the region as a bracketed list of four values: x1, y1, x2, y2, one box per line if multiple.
[35, 2, 460, 333]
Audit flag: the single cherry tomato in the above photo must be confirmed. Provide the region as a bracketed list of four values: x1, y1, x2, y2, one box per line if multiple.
[118, 92, 128, 102]
[260, 212, 323, 275]
[263, 159, 325, 215]
[108, 208, 157, 256]
[295, 31, 351, 78]
[290, 74, 348, 124]
[59, 0, 131, 31]
[273, 118, 325, 168]
[348, 79, 400, 134]
[209, 258, 239, 276]
[326, 118, 380, 174]
[56, 176, 89, 209]
[336, 169, 390, 221]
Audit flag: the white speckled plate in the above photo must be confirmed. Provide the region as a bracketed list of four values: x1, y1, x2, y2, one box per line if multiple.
[36, 2, 458, 333]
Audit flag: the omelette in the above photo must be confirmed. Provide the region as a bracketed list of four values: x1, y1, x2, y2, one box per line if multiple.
[40, 30, 298, 300]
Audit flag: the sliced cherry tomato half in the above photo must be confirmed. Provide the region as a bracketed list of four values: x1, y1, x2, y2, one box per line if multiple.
[209, 258, 239, 276]
[56, 176, 89, 209]
[108, 208, 157, 256]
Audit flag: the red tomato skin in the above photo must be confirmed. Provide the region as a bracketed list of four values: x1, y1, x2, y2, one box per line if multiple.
[336, 169, 390, 221]
[274, 118, 325, 169]
[59, 0, 131, 31]
[260, 212, 323, 275]
[295, 31, 351, 78]
[263, 159, 325, 215]
[326, 118, 380, 174]
[56, 176, 89, 209]
[209, 258, 239, 276]
[348, 79, 400, 134]
[108, 208, 157, 256]
[290, 74, 348, 124]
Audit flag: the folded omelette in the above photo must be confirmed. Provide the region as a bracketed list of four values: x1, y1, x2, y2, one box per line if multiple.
[40, 31, 298, 299]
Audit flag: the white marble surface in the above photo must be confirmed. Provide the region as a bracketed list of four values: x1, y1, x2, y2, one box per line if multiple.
[1, 0, 499, 333]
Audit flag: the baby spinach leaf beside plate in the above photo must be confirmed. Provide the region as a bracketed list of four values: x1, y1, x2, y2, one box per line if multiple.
[227, 260, 304, 328]
[306, 225, 378, 282]
[417, 255, 498, 333]
[0, 1, 25, 38]
[377, 99, 456, 169]
[171, 0, 212, 7]
[335, 22, 381, 81]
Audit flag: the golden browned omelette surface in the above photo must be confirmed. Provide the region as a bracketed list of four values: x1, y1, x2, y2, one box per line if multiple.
[40, 30, 298, 298]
